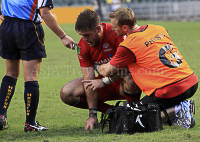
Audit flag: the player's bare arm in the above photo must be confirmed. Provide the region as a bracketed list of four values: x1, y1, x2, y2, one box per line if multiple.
[81, 67, 98, 130]
[40, 7, 75, 49]
[83, 67, 129, 91]
[98, 62, 120, 77]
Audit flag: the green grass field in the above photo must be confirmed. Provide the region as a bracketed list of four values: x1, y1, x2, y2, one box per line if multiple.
[0, 21, 200, 142]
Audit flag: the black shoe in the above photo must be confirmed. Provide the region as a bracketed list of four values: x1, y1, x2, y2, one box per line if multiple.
[24, 121, 49, 132]
[0, 115, 8, 130]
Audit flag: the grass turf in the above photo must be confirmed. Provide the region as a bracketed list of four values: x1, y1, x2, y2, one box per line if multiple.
[0, 20, 200, 142]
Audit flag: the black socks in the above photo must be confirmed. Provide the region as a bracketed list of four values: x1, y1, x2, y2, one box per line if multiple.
[0, 76, 17, 116]
[24, 81, 39, 125]
[0, 76, 40, 125]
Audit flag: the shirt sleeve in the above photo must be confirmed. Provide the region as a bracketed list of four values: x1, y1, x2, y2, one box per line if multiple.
[38, 0, 54, 9]
[110, 46, 136, 68]
[78, 40, 93, 67]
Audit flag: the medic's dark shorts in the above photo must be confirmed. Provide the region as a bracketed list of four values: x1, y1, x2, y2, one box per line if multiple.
[0, 16, 46, 61]
[140, 83, 198, 109]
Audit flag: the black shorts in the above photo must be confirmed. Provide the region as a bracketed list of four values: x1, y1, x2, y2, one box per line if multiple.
[0, 17, 46, 61]
[140, 83, 198, 109]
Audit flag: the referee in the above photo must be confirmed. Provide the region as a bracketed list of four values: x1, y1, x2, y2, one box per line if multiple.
[0, 0, 74, 132]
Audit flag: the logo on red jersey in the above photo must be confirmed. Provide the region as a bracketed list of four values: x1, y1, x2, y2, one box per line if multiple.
[104, 48, 112, 52]
[95, 57, 112, 65]
[103, 43, 109, 48]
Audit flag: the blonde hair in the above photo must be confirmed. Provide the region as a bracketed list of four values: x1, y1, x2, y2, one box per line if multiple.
[109, 7, 136, 28]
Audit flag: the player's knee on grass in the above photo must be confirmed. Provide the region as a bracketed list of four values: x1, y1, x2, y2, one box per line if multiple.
[60, 77, 85, 106]
[60, 85, 77, 106]
[60, 81, 84, 106]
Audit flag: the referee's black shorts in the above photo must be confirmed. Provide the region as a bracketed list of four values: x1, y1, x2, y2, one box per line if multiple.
[0, 16, 46, 61]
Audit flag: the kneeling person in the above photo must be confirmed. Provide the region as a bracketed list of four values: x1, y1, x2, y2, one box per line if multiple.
[97, 7, 198, 129]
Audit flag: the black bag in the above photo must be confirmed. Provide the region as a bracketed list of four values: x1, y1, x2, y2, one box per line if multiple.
[102, 101, 171, 134]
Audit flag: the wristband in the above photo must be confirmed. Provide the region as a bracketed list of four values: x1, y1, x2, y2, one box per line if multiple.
[89, 108, 97, 118]
[89, 108, 97, 113]
[89, 113, 97, 118]
[61, 34, 66, 40]
[102, 77, 113, 85]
